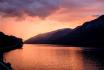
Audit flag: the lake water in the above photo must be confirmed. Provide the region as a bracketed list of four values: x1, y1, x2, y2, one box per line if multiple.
[4, 44, 104, 70]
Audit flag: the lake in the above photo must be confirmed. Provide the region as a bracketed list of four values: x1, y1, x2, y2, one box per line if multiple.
[4, 44, 104, 70]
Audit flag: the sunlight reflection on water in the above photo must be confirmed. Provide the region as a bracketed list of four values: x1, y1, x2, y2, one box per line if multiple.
[4, 44, 104, 70]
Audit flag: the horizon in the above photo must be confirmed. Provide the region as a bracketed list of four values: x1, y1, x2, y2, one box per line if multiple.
[0, 0, 104, 40]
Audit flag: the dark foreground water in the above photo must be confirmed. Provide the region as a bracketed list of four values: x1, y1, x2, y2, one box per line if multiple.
[4, 44, 104, 70]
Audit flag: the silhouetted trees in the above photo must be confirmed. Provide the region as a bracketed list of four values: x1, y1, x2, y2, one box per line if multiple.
[0, 32, 23, 70]
[0, 32, 23, 53]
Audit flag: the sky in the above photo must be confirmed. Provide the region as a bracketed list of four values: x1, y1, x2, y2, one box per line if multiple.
[0, 0, 104, 40]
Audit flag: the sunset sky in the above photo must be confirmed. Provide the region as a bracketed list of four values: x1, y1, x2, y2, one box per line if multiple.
[0, 0, 104, 40]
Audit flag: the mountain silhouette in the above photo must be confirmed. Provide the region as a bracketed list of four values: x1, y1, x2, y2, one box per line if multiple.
[25, 28, 72, 43]
[25, 15, 104, 47]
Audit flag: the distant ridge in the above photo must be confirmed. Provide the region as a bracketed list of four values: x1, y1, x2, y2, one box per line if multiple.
[25, 15, 104, 47]
[25, 28, 72, 44]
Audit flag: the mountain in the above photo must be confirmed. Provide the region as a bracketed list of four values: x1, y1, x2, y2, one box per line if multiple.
[25, 15, 104, 47]
[25, 28, 72, 44]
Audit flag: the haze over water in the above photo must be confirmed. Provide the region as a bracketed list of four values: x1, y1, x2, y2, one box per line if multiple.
[4, 44, 104, 70]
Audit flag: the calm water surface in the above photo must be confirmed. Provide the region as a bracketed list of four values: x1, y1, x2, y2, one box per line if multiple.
[4, 44, 104, 70]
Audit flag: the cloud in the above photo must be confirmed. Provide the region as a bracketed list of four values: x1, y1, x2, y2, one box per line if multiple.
[0, 0, 104, 19]
[0, 0, 60, 18]
[47, 0, 104, 22]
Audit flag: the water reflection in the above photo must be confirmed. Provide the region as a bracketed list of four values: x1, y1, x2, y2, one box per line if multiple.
[83, 49, 104, 70]
[4, 44, 104, 70]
